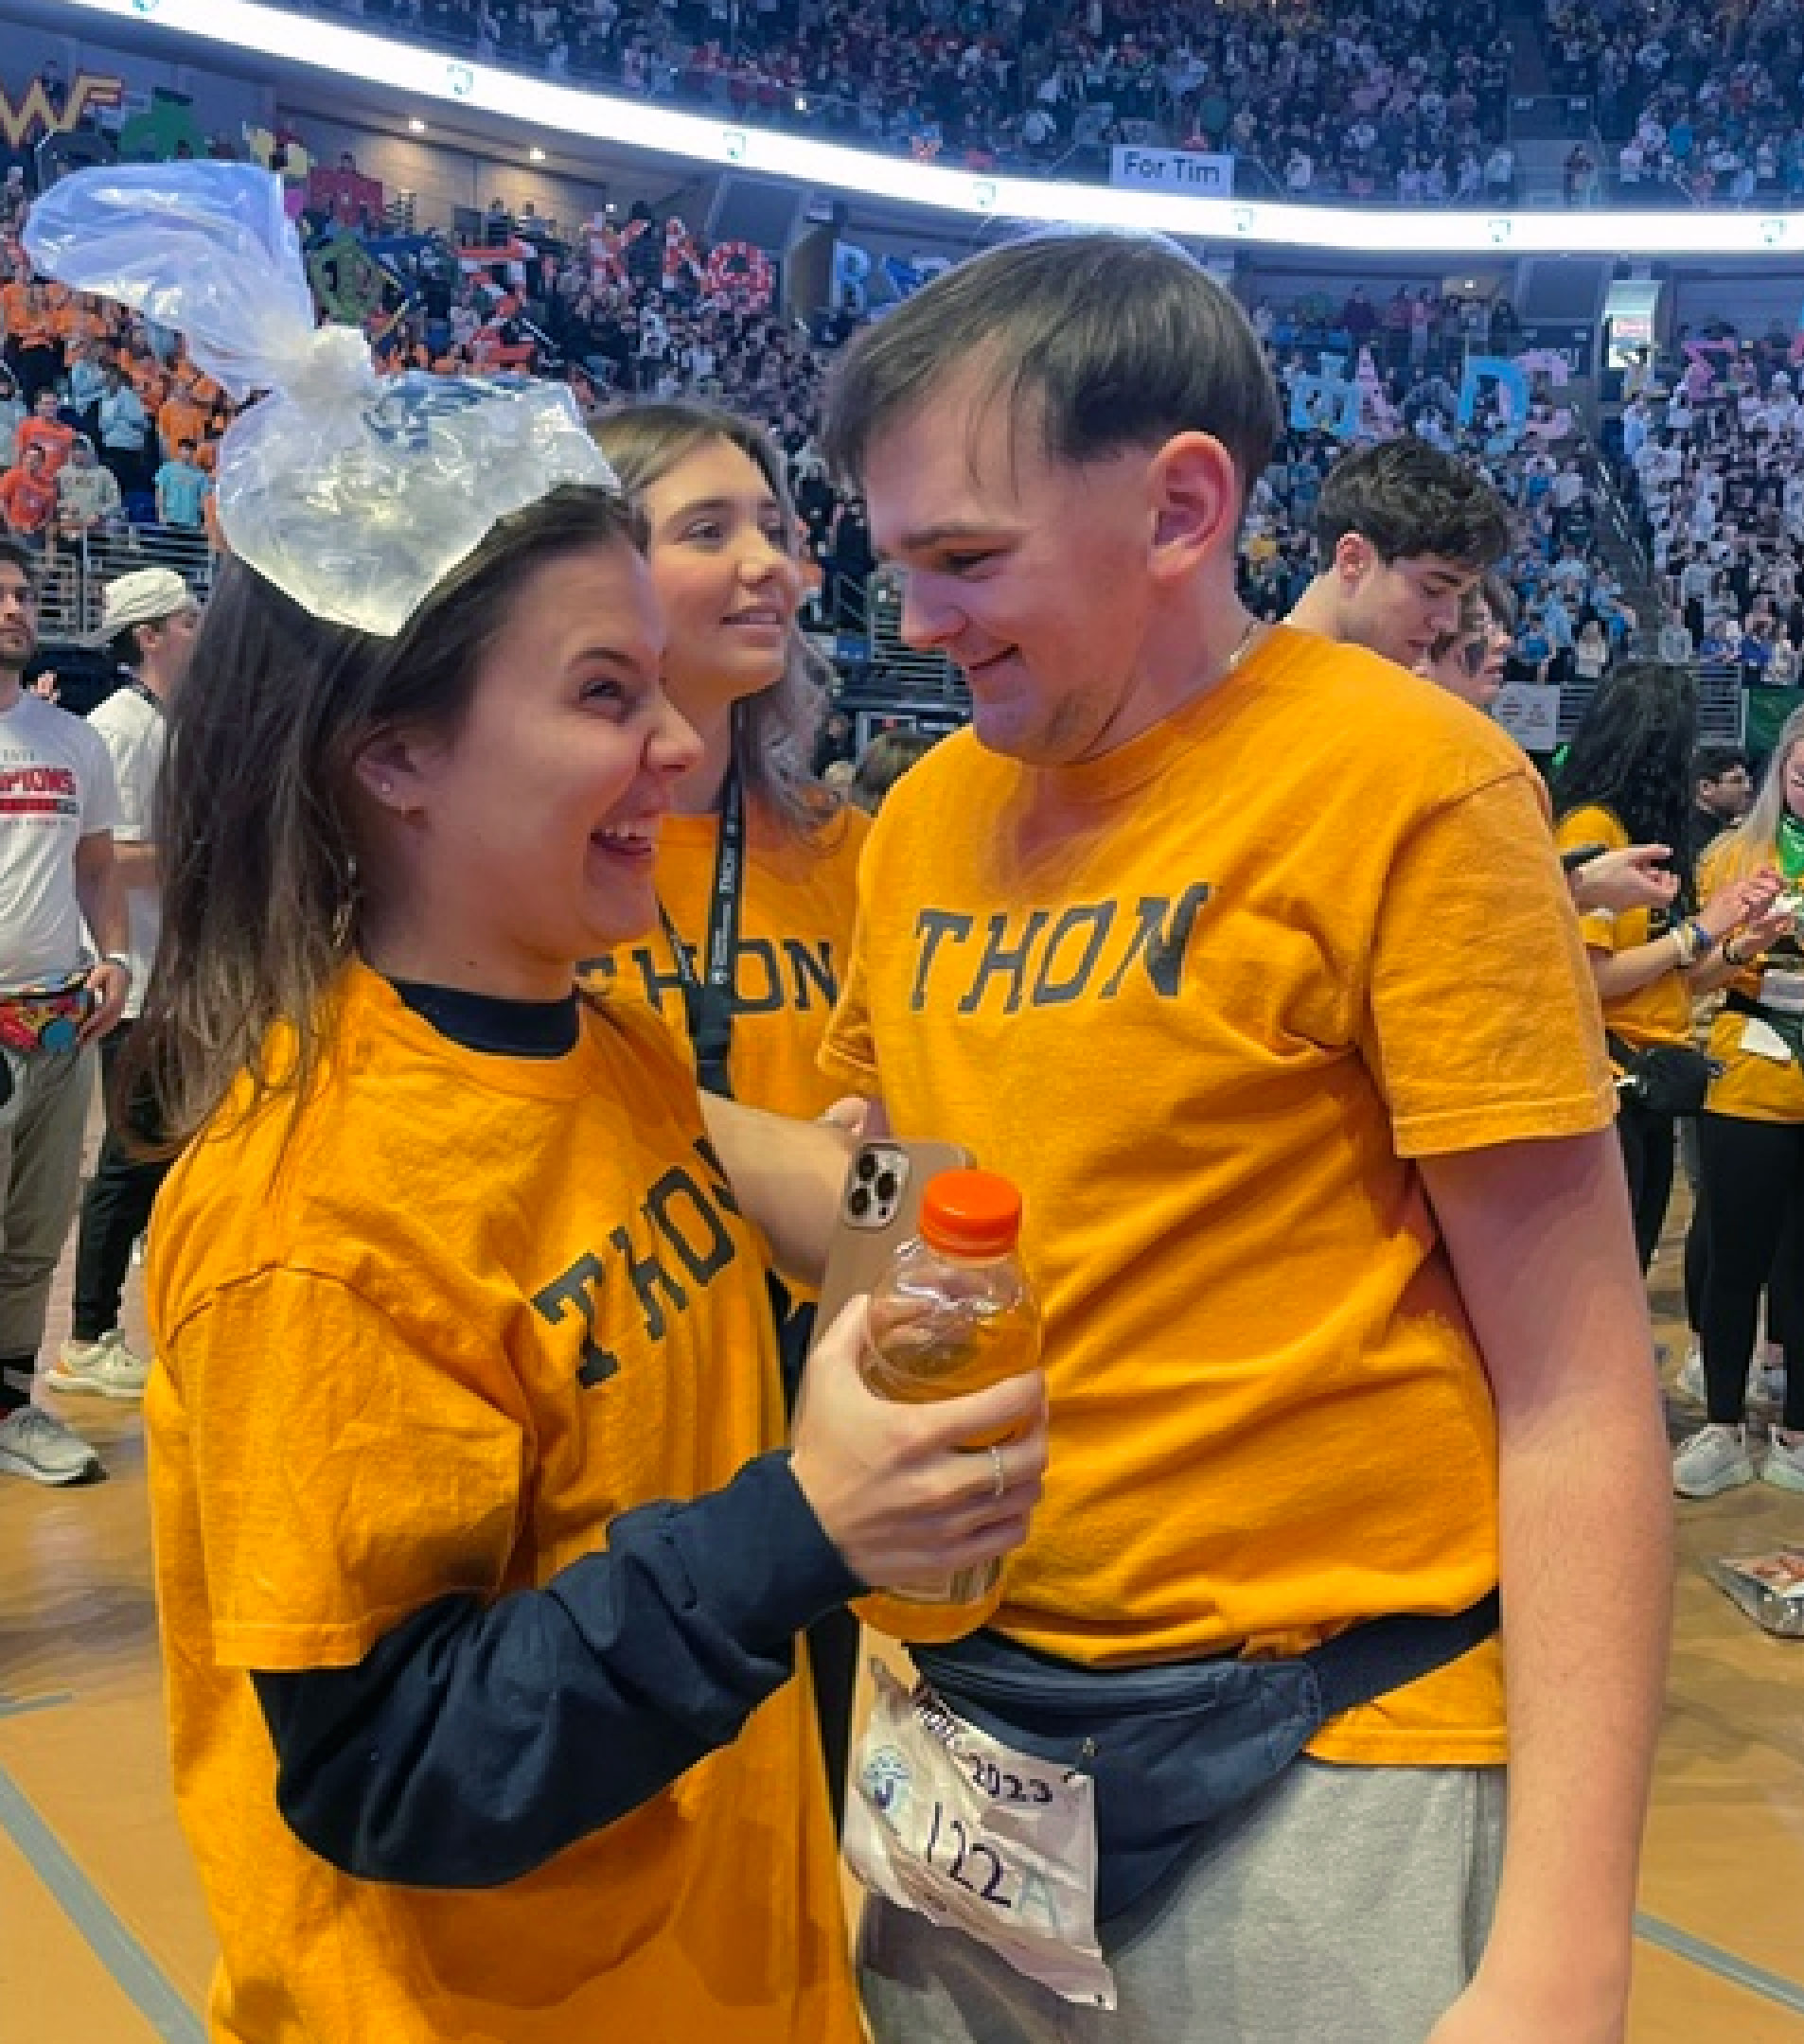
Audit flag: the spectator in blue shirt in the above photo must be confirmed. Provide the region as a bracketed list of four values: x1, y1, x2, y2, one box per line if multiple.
[155, 441, 210, 530]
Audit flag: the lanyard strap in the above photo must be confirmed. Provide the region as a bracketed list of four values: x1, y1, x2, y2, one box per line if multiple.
[658, 769, 745, 1099]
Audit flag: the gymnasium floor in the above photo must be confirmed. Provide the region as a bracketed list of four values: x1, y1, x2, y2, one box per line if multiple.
[0, 1131, 1800, 2041]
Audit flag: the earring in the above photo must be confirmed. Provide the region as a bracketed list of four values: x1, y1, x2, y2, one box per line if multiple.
[379, 779, 394, 796]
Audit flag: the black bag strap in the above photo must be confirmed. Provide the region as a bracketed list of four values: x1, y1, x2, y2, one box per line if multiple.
[1308, 1588, 1501, 1720]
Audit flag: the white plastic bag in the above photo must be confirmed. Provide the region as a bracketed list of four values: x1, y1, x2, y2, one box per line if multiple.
[24, 164, 616, 636]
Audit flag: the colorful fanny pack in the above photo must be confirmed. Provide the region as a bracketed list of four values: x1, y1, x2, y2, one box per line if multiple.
[0, 978, 94, 1056]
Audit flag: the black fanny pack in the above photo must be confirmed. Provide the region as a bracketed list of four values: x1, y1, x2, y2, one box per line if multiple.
[1606, 1032, 1722, 1118]
[912, 1590, 1500, 1924]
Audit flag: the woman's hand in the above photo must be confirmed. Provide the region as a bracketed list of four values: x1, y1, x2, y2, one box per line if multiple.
[1699, 866, 1784, 943]
[1567, 844, 1676, 916]
[789, 1296, 1049, 1594]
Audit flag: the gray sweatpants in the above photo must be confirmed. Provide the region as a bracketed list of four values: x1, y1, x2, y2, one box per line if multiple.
[859, 1758, 1506, 2044]
[0, 1045, 95, 1389]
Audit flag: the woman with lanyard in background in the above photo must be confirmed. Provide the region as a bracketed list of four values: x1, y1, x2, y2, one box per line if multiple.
[1554, 661, 1778, 1273]
[25, 166, 1048, 2043]
[1675, 703, 1804, 1498]
[583, 402, 870, 1822]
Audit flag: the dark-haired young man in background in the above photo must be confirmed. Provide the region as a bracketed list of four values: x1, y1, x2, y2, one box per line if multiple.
[1689, 746, 1754, 862]
[1287, 434, 1512, 669]
[821, 231, 1669, 2044]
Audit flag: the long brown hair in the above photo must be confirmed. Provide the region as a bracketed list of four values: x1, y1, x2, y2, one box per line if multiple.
[128, 484, 644, 1153]
[593, 401, 834, 840]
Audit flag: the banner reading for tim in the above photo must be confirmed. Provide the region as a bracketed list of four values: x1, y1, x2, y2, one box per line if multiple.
[1108, 148, 1236, 198]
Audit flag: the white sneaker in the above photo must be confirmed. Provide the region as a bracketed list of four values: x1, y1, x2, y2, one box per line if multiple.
[1675, 1346, 1787, 1408]
[1762, 1431, 1804, 1493]
[0, 1404, 101, 1486]
[1673, 1423, 1757, 1499]
[44, 1330, 149, 1401]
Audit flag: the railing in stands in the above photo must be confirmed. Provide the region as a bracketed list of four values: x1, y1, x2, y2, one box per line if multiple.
[34, 526, 217, 643]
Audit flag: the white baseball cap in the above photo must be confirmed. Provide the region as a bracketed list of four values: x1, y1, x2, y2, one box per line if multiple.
[96, 568, 195, 642]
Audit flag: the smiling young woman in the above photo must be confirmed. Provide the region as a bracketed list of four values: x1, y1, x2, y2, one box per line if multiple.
[584, 403, 873, 1821]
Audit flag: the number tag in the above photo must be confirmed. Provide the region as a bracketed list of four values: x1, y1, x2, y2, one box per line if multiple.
[844, 1661, 1116, 2010]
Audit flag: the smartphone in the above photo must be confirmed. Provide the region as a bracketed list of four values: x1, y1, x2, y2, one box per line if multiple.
[1560, 841, 1608, 873]
[809, 1138, 974, 1354]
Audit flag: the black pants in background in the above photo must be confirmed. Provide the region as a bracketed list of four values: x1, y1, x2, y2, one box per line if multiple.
[1616, 1094, 1676, 1275]
[1696, 1111, 1804, 1431]
[70, 1025, 169, 1345]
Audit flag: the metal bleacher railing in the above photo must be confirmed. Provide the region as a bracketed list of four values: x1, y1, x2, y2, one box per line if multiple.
[34, 524, 217, 644]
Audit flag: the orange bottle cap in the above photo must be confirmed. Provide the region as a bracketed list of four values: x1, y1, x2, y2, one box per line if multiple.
[919, 1169, 1023, 1258]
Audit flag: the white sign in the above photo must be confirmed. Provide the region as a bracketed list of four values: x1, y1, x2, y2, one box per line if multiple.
[1493, 683, 1562, 751]
[1109, 146, 1235, 196]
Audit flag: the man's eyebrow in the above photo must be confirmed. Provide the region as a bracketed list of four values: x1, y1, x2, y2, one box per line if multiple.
[883, 521, 1015, 557]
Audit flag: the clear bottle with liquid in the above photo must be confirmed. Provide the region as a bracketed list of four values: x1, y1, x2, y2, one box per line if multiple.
[861, 1168, 1042, 1618]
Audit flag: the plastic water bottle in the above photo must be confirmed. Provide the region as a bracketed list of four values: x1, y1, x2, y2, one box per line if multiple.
[862, 1169, 1042, 1612]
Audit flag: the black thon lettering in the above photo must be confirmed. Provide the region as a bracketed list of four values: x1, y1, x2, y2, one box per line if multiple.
[1030, 902, 1117, 1008]
[609, 1222, 688, 1342]
[647, 1166, 737, 1287]
[911, 909, 974, 1011]
[530, 1254, 621, 1387]
[1101, 884, 1212, 999]
[959, 909, 1052, 1015]
[785, 938, 838, 1012]
[733, 938, 784, 1015]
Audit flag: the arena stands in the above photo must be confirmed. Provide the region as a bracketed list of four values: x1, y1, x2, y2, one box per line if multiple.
[1540, 0, 1804, 204]
[275, 0, 1518, 201]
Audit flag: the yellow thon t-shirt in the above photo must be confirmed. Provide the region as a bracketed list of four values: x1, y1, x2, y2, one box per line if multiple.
[581, 798, 869, 1119]
[147, 966, 860, 2044]
[822, 626, 1613, 1766]
[1556, 802, 1691, 1054]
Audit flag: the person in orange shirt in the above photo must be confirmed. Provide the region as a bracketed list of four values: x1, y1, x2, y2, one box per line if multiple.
[14, 389, 76, 479]
[1553, 661, 1778, 1271]
[157, 378, 208, 465]
[585, 402, 871, 1821]
[0, 441, 60, 538]
[819, 231, 1671, 2044]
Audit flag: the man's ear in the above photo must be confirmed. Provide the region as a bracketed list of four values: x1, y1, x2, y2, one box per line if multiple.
[1148, 432, 1241, 584]
[1334, 531, 1377, 586]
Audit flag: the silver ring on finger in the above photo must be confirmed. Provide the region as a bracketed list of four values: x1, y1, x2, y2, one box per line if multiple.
[989, 1443, 1006, 1499]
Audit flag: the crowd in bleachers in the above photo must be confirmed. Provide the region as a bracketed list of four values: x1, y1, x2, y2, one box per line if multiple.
[6, 124, 1653, 681]
[289, 0, 1516, 201]
[1542, 0, 1804, 204]
[1616, 325, 1804, 684]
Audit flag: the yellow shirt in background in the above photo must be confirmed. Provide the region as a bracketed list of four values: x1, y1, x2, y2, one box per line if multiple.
[1699, 834, 1804, 1123]
[1557, 802, 1692, 1053]
[582, 799, 868, 1120]
[148, 966, 859, 2044]
[823, 626, 1613, 1766]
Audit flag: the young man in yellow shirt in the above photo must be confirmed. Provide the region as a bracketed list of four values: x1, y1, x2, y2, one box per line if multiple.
[820, 232, 1671, 2044]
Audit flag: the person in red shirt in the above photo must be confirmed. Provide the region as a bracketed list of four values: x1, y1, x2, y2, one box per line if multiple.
[0, 443, 61, 540]
[15, 391, 77, 479]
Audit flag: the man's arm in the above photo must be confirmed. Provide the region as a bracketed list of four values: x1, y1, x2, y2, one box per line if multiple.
[73, 831, 130, 1041]
[1421, 1130, 1671, 2044]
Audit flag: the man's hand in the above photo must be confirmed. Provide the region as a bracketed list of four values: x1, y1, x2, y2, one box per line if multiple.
[1567, 843, 1675, 916]
[78, 960, 129, 1045]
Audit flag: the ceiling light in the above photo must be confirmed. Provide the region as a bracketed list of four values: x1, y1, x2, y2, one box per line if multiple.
[529, 146, 546, 162]
[407, 116, 426, 133]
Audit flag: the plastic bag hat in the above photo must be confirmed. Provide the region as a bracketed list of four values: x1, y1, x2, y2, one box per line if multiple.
[23, 163, 619, 637]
